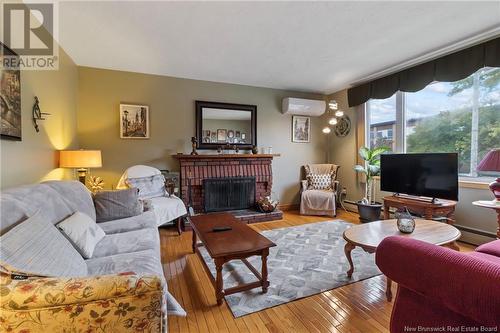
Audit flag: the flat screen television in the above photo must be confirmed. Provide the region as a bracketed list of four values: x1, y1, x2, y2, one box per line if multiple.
[380, 153, 458, 201]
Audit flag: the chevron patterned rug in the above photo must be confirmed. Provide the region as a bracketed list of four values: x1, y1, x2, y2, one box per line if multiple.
[198, 220, 381, 317]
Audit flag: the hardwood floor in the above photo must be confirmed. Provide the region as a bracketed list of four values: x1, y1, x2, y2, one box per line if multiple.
[161, 210, 474, 333]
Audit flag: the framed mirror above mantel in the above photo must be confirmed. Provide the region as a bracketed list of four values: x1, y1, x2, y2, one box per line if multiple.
[195, 100, 257, 150]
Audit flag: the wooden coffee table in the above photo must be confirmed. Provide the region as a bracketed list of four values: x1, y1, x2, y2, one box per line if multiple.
[190, 212, 276, 305]
[343, 219, 461, 301]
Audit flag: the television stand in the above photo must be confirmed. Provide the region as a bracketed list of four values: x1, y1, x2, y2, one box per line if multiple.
[383, 195, 457, 224]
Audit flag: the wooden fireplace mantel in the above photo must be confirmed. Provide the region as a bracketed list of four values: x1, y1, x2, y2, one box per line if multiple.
[172, 153, 280, 159]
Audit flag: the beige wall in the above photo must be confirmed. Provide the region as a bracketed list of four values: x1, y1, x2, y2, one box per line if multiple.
[0, 48, 79, 189]
[77, 67, 326, 205]
[329, 89, 497, 244]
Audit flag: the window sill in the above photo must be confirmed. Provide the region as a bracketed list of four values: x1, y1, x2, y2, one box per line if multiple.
[459, 180, 490, 190]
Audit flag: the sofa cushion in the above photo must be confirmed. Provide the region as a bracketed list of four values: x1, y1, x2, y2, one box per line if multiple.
[475, 240, 500, 258]
[126, 174, 166, 199]
[469, 251, 500, 265]
[57, 212, 105, 259]
[85, 249, 186, 316]
[43, 181, 96, 221]
[97, 211, 157, 234]
[1, 181, 95, 236]
[94, 188, 143, 222]
[0, 212, 87, 276]
[92, 228, 160, 258]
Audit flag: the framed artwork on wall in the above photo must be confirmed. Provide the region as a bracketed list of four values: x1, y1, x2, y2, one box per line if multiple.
[292, 115, 310, 143]
[120, 104, 149, 139]
[1, 43, 22, 141]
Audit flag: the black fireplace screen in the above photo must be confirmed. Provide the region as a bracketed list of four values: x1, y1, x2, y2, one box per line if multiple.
[203, 177, 256, 213]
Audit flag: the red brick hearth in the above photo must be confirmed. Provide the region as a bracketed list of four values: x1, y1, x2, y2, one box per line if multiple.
[172, 154, 280, 219]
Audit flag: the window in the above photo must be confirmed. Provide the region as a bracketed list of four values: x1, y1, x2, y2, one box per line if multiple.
[366, 67, 500, 179]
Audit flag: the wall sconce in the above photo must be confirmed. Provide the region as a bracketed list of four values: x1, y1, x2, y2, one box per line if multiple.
[32, 96, 51, 132]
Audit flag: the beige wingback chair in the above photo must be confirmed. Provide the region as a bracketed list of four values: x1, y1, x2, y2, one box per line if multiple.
[300, 164, 340, 217]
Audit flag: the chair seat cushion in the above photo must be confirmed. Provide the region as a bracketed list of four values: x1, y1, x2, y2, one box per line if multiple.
[97, 211, 157, 234]
[300, 189, 336, 217]
[475, 240, 500, 258]
[150, 196, 187, 226]
[92, 228, 160, 258]
[0, 212, 87, 277]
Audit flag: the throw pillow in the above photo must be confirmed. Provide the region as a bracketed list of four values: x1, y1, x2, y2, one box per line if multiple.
[0, 211, 87, 276]
[94, 188, 143, 222]
[308, 173, 333, 190]
[126, 174, 166, 199]
[57, 212, 105, 259]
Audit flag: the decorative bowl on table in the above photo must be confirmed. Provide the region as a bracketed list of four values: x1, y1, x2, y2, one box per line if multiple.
[257, 195, 279, 213]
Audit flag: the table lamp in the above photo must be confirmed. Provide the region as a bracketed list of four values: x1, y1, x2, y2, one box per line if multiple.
[59, 150, 102, 184]
[477, 148, 500, 201]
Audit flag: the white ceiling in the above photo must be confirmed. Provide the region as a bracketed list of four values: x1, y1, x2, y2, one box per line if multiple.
[58, 1, 500, 94]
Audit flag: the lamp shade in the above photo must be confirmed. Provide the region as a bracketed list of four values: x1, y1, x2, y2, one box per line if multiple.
[477, 149, 500, 172]
[59, 150, 102, 168]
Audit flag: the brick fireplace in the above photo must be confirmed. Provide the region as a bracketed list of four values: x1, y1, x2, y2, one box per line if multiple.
[172, 154, 283, 223]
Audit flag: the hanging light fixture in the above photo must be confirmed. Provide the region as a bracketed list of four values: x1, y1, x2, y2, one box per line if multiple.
[322, 127, 331, 134]
[328, 100, 338, 110]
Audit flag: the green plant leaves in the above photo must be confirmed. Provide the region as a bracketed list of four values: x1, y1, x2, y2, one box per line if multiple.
[353, 165, 366, 173]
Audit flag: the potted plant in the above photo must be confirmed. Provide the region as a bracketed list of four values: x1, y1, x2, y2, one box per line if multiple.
[354, 146, 390, 223]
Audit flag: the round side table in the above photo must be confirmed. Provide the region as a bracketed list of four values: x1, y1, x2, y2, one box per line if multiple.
[472, 200, 500, 239]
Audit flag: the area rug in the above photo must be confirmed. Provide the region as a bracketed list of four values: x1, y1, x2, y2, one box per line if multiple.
[198, 220, 381, 317]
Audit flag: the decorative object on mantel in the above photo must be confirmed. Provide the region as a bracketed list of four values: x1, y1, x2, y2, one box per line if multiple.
[251, 146, 259, 154]
[32, 96, 51, 133]
[292, 115, 310, 143]
[119, 104, 149, 139]
[217, 146, 223, 154]
[88, 175, 105, 194]
[396, 207, 416, 233]
[477, 148, 500, 201]
[257, 194, 279, 213]
[59, 150, 102, 185]
[0, 42, 21, 141]
[190, 136, 198, 155]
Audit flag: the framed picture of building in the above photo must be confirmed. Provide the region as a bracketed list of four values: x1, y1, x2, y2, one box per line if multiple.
[120, 104, 149, 139]
[1, 43, 22, 141]
[292, 115, 310, 143]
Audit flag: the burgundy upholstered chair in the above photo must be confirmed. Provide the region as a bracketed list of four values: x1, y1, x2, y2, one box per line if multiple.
[376, 236, 500, 332]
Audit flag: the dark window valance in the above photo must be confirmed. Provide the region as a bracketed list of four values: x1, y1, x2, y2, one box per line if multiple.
[347, 37, 500, 107]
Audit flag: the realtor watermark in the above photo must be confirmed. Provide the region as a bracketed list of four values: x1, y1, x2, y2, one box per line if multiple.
[404, 326, 498, 332]
[1, 1, 59, 70]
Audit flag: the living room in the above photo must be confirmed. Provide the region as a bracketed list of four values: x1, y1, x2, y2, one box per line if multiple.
[1, 1, 499, 332]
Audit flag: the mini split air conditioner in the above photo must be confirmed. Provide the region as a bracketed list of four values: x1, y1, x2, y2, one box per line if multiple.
[281, 97, 326, 116]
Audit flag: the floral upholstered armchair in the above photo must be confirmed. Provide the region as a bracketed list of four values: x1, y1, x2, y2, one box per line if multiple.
[300, 164, 340, 217]
[0, 272, 164, 332]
